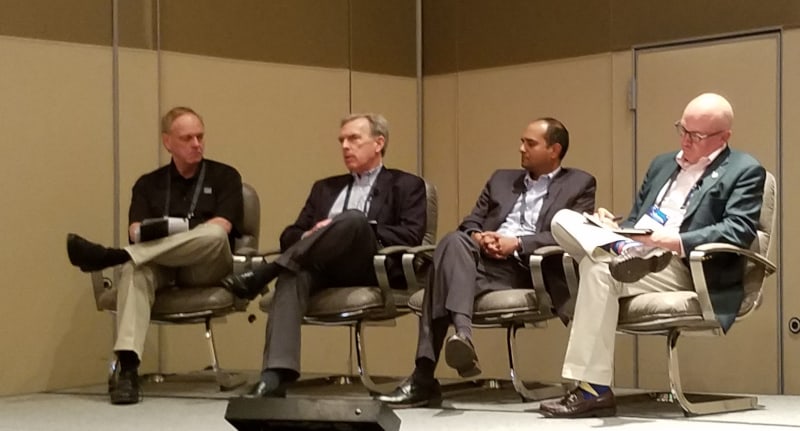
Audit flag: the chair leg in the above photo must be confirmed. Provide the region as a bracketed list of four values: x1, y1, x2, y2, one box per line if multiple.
[665, 329, 758, 416]
[203, 318, 246, 391]
[506, 323, 565, 401]
[354, 320, 394, 395]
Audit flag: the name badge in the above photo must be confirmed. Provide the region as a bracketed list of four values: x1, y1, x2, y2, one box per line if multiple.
[646, 206, 669, 226]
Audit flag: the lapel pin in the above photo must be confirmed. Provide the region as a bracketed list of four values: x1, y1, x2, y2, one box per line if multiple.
[711, 171, 719, 179]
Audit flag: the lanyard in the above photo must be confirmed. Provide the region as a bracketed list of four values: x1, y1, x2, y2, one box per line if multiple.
[342, 180, 376, 213]
[164, 161, 206, 219]
[655, 168, 699, 210]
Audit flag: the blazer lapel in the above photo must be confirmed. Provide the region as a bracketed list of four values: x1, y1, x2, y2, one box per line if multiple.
[495, 171, 527, 225]
[323, 175, 354, 215]
[536, 169, 566, 232]
[638, 159, 680, 216]
[682, 147, 731, 219]
[366, 168, 391, 220]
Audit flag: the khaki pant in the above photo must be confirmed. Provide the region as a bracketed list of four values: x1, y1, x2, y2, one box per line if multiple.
[113, 223, 232, 357]
[550, 209, 692, 385]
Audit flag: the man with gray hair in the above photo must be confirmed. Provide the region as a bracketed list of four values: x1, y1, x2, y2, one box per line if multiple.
[66, 106, 243, 405]
[223, 113, 427, 397]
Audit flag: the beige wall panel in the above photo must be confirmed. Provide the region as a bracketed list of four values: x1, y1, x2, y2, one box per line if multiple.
[117, 47, 162, 373]
[609, 50, 637, 388]
[634, 35, 780, 394]
[782, 28, 800, 394]
[154, 52, 354, 374]
[350, 72, 419, 173]
[0, 36, 114, 394]
[422, 74, 460, 233]
[454, 55, 614, 380]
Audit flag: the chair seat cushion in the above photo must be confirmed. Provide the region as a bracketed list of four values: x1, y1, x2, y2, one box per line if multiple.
[408, 289, 542, 318]
[617, 291, 706, 330]
[259, 286, 411, 318]
[98, 286, 237, 316]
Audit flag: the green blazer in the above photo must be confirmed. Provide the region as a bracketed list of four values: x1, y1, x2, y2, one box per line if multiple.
[621, 147, 766, 331]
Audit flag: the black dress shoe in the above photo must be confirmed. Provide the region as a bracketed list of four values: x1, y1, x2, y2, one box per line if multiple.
[539, 387, 616, 418]
[109, 369, 141, 405]
[67, 233, 130, 272]
[444, 334, 481, 378]
[376, 378, 441, 408]
[609, 244, 672, 283]
[222, 262, 282, 300]
[242, 380, 287, 398]
[222, 271, 263, 300]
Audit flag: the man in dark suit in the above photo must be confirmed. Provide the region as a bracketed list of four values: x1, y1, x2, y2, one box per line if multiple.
[223, 113, 427, 397]
[378, 117, 596, 408]
[540, 93, 766, 418]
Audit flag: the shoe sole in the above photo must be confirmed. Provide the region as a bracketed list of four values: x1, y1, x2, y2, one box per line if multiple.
[609, 251, 672, 283]
[382, 396, 442, 409]
[445, 338, 481, 378]
[539, 406, 617, 418]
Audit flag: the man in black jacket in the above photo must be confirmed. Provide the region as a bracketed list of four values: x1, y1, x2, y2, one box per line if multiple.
[224, 113, 427, 397]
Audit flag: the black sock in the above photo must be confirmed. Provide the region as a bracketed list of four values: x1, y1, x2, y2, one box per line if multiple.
[412, 358, 436, 384]
[252, 262, 283, 287]
[260, 368, 299, 387]
[116, 350, 140, 373]
[451, 312, 473, 341]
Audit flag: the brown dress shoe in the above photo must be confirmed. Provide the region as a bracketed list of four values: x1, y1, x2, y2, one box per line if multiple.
[539, 387, 616, 418]
[609, 244, 672, 283]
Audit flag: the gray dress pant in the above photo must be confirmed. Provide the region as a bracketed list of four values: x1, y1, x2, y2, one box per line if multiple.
[262, 210, 379, 372]
[415, 231, 532, 363]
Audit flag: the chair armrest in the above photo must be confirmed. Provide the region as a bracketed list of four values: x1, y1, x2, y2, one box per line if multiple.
[688, 243, 777, 322]
[528, 246, 566, 314]
[373, 246, 414, 315]
[232, 247, 282, 269]
[693, 243, 777, 276]
[90, 271, 112, 311]
[401, 244, 438, 293]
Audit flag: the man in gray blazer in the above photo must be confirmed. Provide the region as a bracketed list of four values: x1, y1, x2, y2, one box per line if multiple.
[540, 93, 766, 418]
[378, 117, 596, 407]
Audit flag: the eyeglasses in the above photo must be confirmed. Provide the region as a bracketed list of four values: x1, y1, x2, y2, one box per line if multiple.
[674, 121, 726, 143]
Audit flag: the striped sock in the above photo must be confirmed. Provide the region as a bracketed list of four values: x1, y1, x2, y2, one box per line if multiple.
[607, 239, 641, 255]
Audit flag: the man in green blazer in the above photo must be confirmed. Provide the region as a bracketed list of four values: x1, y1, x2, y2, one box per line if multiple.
[539, 93, 766, 418]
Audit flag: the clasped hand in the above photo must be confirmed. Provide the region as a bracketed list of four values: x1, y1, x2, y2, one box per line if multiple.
[472, 231, 518, 259]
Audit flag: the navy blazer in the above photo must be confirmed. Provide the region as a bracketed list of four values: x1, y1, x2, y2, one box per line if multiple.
[622, 147, 766, 331]
[459, 168, 597, 318]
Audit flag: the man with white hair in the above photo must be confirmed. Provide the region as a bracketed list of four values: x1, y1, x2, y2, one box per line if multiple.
[540, 93, 766, 418]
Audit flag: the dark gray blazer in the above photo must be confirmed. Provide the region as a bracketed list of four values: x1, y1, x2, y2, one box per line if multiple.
[459, 168, 597, 316]
[622, 147, 766, 331]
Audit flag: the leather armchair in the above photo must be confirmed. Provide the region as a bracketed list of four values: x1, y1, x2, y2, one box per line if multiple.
[90, 182, 261, 390]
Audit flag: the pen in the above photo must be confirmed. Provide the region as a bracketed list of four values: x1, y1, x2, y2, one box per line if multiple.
[612, 216, 624, 222]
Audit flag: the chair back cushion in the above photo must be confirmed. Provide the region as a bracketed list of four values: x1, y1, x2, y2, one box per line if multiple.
[234, 182, 260, 252]
[739, 170, 777, 315]
[423, 180, 438, 245]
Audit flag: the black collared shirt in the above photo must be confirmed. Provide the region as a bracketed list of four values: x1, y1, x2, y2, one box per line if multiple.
[128, 159, 244, 245]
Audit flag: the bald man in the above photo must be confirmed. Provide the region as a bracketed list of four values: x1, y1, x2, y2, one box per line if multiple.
[539, 93, 766, 418]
